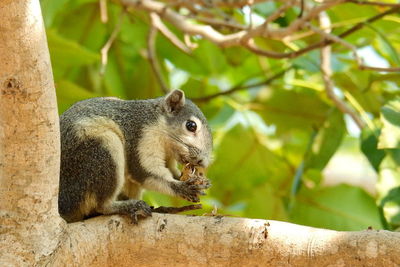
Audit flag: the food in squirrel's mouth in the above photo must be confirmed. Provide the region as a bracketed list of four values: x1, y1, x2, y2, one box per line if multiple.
[180, 163, 208, 185]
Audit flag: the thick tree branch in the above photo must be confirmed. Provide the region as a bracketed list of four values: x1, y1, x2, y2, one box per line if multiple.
[0, 0, 64, 265]
[48, 214, 400, 266]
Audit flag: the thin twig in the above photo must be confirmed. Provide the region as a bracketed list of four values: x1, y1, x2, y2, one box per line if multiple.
[100, 11, 124, 75]
[307, 23, 363, 66]
[248, 0, 254, 29]
[148, 13, 170, 94]
[192, 68, 290, 103]
[162, 0, 266, 8]
[359, 66, 400, 72]
[151, 204, 202, 214]
[187, 15, 247, 30]
[245, 6, 400, 59]
[151, 13, 192, 54]
[298, 0, 304, 18]
[348, 0, 400, 7]
[100, 0, 108, 23]
[309, 23, 400, 72]
[184, 34, 198, 49]
[319, 12, 365, 129]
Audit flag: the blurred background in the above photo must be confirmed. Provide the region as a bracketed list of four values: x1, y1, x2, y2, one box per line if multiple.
[40, 0, 400, 231]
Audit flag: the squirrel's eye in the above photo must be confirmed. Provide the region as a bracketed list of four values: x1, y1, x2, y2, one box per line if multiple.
[186, 120, 197, 132]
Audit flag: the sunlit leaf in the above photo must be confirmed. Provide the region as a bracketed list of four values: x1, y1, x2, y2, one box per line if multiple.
[306, 109, 345, 171]
[361, 128, 385, 172]
[380, 186, 400, 228]
[208, 126, 291, 202]
[377, 150, 400, 228]
[257, 88, 330, 132]
[378, 98, 400, 149]
[368, 23, 400, 66]
[291, 184, 382, 231]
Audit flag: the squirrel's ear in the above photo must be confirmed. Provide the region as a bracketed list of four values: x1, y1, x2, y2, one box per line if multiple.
[164, 89, 185, 112]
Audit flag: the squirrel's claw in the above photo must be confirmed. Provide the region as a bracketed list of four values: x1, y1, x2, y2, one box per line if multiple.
[129, 200, 152, 224]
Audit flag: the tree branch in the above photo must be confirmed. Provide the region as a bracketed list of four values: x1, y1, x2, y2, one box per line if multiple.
[48, 214, 400, 266]
[192, 68, 289, 103]
[100, 11, 124, 75]
[244, 5, 400, 59]
[309, 22, 400, 73]
[151, 204, 202, 214]
[319, 12, 365, 129]
[348, 0, 400, 7]
[359, 65, 400, 72]
[120, 0, 400, 63]
[150, 12, 192, 54]
[148, 13, 170, 94]
[162, 0, 268, 8]
[121, 0, 344, 47]
[100, 0, 108, 23]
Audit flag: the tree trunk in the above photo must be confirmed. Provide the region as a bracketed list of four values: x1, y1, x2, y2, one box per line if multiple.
[0, 0, 64, 265]
[0, 1, 400, 267]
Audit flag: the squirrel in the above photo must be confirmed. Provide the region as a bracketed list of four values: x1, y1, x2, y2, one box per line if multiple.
[58, 89, 212, 223]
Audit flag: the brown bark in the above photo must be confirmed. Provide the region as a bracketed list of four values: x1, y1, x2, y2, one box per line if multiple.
[1, 1, 400, 267]
[0, 0, 64, 265]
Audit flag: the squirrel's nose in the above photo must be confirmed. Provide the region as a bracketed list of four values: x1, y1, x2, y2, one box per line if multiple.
[197, 158, 210, 167]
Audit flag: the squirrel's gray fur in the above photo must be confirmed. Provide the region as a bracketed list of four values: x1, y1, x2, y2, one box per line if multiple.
[58, 90, 212, 223]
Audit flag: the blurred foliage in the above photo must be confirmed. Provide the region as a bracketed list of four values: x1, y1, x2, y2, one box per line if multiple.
[41, 0, 400, 231]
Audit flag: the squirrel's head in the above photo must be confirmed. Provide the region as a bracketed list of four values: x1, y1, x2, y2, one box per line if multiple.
[161, 89, 213, 168]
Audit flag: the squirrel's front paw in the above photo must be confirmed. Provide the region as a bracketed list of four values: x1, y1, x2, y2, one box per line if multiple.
[128, 200, 152, 224]
[173, 179, 211, 203]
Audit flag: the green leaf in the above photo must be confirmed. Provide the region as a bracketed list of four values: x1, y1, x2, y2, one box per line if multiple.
[47, 29, 100, 79]
[257, 88, 330, 132]
[380, 186, 400, 228]
[291, 184, 382, 231]
[208, 126, 291, 202]
[41, 0, 71, 27]
[361, 128, 385, 172]
[56, 80, 100, 113]
[306, 109, 345, 171]
[292, 51, 320, 72]
[378, 98, 400, 149]
[377, 151, 400, 228]
[192, 41, 229, 75]
[377, 151, 400, 198]
[245, 184, 288, 221]
[367, 23, 400, 66]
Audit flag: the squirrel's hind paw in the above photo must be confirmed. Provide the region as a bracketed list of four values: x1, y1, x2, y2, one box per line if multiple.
[129, 200, 152, 224]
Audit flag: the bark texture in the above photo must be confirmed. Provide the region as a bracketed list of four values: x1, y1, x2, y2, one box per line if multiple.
[49, 214, 400, 266]
[0, 0, 64, 265]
